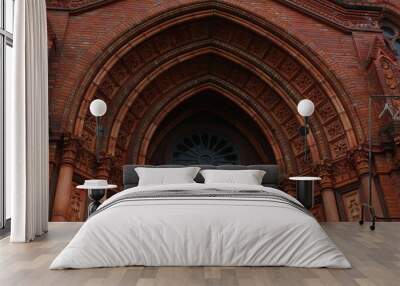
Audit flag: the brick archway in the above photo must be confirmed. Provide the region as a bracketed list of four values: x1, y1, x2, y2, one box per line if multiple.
[130, 79, 294, 171]
[51, 1, 372, 222]
[67, 4, 357, 150]
[106, 52, 325, 169]
[74, 17, 356, 164]
[105, 48, 326, 163]
[67, 5, 362, 185]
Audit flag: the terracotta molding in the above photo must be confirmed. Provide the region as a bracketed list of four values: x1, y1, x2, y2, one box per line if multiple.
[128, 77, 296, 175]
[99, 45, 328, 162]
[61, 135, 81, 166]
[316, 160, 335, 190]
[47, 0, 383, 31]
[46, 0, 120, 14]
[276, 0, 381, 33]
[349, 147, 370, 176]
[315, 159, 341, 221]
[62, 2, 362, 146]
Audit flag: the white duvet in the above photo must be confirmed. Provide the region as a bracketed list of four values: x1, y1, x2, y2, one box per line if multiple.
[50, 183, 351, 269]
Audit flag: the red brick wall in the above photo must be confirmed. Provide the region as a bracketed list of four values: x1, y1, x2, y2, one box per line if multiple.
[47, 0, 400, 221]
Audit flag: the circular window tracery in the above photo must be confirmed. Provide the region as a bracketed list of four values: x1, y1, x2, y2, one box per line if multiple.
[171, 132, 240, 165]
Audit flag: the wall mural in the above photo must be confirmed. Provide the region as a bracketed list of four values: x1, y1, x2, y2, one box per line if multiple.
[46, 0, 400, 222]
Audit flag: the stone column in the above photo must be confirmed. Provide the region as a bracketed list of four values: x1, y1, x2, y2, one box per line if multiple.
[317, 161, 340, 222]
[51, 137, 80, 221]
[351, 148, 384, 218]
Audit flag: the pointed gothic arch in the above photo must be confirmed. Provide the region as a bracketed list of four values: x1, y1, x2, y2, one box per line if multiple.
[50, 1, 375, 222]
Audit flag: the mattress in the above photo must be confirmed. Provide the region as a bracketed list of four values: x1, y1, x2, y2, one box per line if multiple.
[50, 183, 351, 269]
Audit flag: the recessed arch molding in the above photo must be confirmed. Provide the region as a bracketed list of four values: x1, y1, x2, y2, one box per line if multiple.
[49, 1, 398, 223]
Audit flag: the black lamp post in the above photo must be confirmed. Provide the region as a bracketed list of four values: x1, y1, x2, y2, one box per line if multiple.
[86, 99, 108, 215]
[89, 99, 107, 162]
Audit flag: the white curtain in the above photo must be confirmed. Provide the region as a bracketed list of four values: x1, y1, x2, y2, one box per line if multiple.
[7, 0, 49, 242]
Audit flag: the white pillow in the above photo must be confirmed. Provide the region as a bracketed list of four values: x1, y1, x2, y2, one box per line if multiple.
[200, 169, 266, 185]
[135, 167, 200, 186]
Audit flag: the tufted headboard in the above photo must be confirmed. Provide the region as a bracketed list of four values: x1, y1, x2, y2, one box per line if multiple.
[122, 165, 281, 190]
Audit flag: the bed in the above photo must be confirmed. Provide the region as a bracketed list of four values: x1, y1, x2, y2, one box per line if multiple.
[50, 165, 351, 269]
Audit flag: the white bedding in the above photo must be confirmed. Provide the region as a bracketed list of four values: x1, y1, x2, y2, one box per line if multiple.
[50, 183, 351, 269]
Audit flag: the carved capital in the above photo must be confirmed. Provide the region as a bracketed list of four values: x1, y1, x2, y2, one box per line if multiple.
[314, 160, 334, 191]
[349, 147, 369, 176]
[61, 135, 81, 166]
[96, 156, 115, 179]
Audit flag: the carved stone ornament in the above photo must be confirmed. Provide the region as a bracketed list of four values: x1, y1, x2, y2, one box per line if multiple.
[332, 138, 348, 158]
[283, 0, 381, 32]
[342, 190, 362, 221]
[349, 147, 369, 176]
[68, 182, 87, 222]
[326, 119, 345, 141]
[61, 135, 81, 166]
[333, 158, 356, 183]
[380, 57, 398, 90]
[314, 160, 334, 190]
[293, 71, 314, 93]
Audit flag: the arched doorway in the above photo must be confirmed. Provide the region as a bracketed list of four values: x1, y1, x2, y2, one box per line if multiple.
[50, 2, 368, 222]
[148, 90, 276, 165]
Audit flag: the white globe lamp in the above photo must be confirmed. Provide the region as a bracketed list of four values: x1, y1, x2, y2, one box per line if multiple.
[297, 99, 315, 162]
[90, 99, 107, 117]
[90, 99, 107, 162]
[297, 99, 315, 117]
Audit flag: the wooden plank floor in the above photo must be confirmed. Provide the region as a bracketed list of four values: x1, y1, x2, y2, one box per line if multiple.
[0, 222, 399, 286]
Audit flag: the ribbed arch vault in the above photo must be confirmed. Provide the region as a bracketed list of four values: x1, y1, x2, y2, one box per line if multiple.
[66, 2, 362, 189]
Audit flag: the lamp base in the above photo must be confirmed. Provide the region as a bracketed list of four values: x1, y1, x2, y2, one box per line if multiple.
[296, 180, 314, 209]
[87, 189, 105, 216]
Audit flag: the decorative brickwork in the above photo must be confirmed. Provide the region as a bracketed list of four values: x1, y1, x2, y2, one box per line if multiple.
[47, 0, 400, 221]
[342, 190, 362, 221]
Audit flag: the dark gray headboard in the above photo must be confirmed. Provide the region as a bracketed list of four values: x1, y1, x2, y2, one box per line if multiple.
[123, 165, 281, 189]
